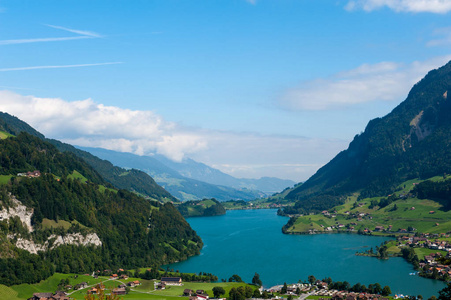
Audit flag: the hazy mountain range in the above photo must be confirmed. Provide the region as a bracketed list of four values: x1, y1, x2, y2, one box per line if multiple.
[77, 146, 296, 201]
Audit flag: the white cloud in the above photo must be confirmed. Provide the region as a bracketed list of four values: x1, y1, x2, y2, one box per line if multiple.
[0, 62, 123, 72]
[0, 24, 101, 46]
[0, 36, 92, 45]
[0, 91, 206, 161]
[45, 24, 102, 38]
[279, 55, 451, 111]
[345, 0, 451, 13]
[0, 91, 346, 181]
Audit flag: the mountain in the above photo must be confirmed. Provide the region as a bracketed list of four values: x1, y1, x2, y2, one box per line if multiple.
[0, 112, 176, 203]
[151, 154, 296, 194]
[0, 130, 202, 286]
[77, 146, 268, 201]
[284, 60, 451, 213]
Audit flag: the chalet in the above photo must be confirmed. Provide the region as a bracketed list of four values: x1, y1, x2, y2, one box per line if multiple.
[29, 293, 53, 300]
[374, 226, 384, 231]
[112, 287, 127, 295]
[161, 277, 183, 285]
[87, 287, 98, 294]
[196, 290, 205, 295]
[157, 283, 166, 290]
[110, 274, 118, 279]
[120, 274, 129, 280]
[184, 289, 194, 296]
[118, 284, 127, 289]
[74, 282, 88, 290]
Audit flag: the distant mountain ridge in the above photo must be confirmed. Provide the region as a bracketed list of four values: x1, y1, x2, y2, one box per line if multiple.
[77, 146, 282, 201]
[284, 60, 451, 213]
[151, 154, 296, 194]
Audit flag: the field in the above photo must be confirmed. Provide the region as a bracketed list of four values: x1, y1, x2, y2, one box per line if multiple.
[0, 131, 14, 139]
[0, 273, 256, 300]
[285, 177, 451, 235]
[0, 175, 12, 185]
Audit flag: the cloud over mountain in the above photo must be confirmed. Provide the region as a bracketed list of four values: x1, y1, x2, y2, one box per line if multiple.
[279, 56, 451, 111]
[0, 90, 345, 181]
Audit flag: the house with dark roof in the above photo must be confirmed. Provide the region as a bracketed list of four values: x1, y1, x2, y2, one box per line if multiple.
[161, 277, 183, 285]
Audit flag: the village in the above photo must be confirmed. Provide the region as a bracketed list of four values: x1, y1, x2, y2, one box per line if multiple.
[27, 270, 399, 300]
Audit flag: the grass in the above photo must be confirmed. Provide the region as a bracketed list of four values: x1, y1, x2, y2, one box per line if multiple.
[67, 170, 88, 182]
[413, 248, 448, 260]
[286, 176, 451, 235]
[40, 218, 87, 230]
[0, 131, 14, 139]
[0, 175, 12, 185]
[6, 273, 256, 300]
[0, 284, 21, 300]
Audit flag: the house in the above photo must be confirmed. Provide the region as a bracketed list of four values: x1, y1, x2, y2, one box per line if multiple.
[120, 274, 129, 280]
[161, 277, 183, 285]
[184, 289, 194, 296]
[74, 282, 88, 290]
[157, 283, 166, 290]
[29, 293, 54, 300]
[88, 288, 98, 294]
[374, 226, 384, 231]
[196, 290, 205, 295]
[110, 274, 118, 279]
[112, 287, 127, 295]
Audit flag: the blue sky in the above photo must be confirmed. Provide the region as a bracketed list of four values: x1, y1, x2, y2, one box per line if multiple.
[1, 0, 451, 181]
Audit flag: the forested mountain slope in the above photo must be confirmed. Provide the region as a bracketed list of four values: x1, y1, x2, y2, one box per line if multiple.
[284, 60, 451, 213]
[0, 112, 175, 202]
[0, 132, 202, 286]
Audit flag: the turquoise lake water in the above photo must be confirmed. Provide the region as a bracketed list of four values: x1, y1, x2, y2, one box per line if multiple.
[168, 209, 446, 298]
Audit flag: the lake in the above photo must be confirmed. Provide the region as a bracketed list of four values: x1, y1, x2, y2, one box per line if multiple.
[168, 209, 446, 298]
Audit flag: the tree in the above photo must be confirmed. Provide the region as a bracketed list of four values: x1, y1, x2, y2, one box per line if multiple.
[252, 272, 262, 286]
[308, 275, 316, 284]
[253, 289, 261, 298]
[438, 282, 451, 300]
[261, 291, 269, 299]
[244, 286, 253, 298]
[281, 282, 288, 294]
[228, 274, 243, 282]
[381, 286, 391, 296]
[213, 287, 226, 298]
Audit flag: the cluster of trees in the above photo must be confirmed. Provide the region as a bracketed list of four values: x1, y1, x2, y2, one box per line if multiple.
[139, 269, 217, 282]
[401, 247, 420, 269]
[414, 178, 451, 209]
[177, 199, 226, 218]
[0, 133, 202, 285]
[228, 286, 260, 300]
[312, 276, 391, 296]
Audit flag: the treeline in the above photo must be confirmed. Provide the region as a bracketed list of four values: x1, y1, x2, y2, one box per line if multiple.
[413, 178, 451, 208]
[309, 276, 391, 296]
[138, 269, 218, 282]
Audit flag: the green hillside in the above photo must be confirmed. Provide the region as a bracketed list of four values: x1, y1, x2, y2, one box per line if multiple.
[0, 132, 202, 286]
[176, 198, 226, 217]
[283, 176, 451, 235]
[284, 60, 451, 214]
